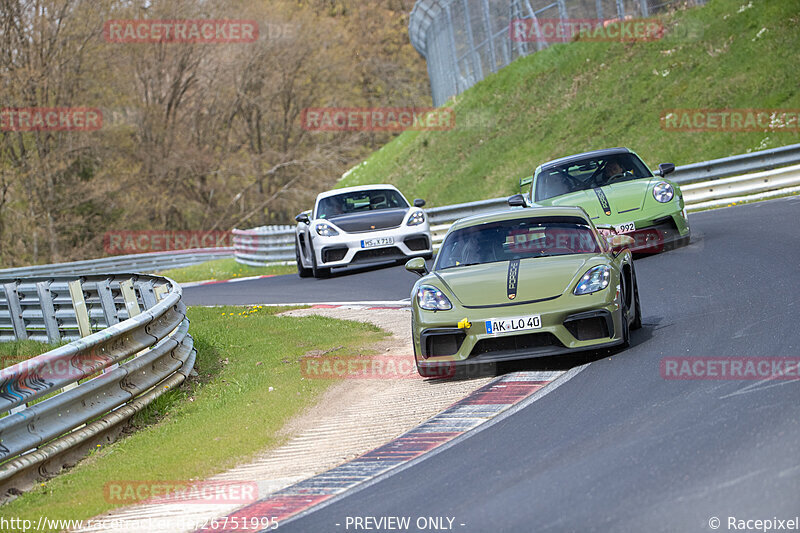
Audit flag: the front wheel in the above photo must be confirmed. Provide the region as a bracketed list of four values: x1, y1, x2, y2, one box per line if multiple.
[631, 269, 642, 330]
[296, 239, 312, 278]
[619, 286, 631, 349]
[310, 241, 331, 279]
[675, 232, 691, 249]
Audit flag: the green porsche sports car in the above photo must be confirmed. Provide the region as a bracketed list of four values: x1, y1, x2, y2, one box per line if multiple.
[405, 206, 641, 377]
[513, 148, 690, 252]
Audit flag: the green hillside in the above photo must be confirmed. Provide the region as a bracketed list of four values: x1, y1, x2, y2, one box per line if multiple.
[339, 0, 800, 206]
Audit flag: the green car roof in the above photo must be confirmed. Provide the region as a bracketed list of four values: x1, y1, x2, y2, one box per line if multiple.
[449, 206, 592, 232]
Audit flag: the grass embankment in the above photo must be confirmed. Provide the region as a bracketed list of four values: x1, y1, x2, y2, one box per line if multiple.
[157, 257, 295, 284]
[339, 0, 800, 205]
[2, 306, 385, 528]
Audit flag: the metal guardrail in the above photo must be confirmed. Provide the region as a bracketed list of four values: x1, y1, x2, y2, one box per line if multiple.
[669, 143, 800, 185]
[233, 144, 800, 265]
[0, 274, 194, 500]
[0, 248, 234, 279]
[233, 225, 295, 267]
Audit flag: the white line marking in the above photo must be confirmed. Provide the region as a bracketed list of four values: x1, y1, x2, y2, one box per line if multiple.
[195, 301, 411, 308]
[719, 377, 800, 399]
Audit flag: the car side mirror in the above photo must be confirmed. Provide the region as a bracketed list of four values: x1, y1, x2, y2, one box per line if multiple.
[295, 213, 310, 224]
[405, 257, 428, 277]
[413, 198, 426, 208]
[607, 234, 635, 254]
[507, 194, 526, 208]
[656, 163, 675, 177]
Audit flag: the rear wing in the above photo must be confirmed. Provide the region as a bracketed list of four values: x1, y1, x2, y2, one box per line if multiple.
[519, 175, 533, 193]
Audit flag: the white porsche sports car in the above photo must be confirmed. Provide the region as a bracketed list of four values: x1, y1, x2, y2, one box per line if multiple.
[294, 184, 433, 278]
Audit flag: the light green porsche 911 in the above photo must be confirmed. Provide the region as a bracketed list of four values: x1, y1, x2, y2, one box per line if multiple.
[405, 206, 641, 377]
[514, 147, 690, 252]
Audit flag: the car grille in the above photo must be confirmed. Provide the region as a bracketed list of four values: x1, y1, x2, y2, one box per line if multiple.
[404, 236, 430, 251]
[421, 329, 466, 358]
[564, 315, 610, 341]
[352, 246, 404, 263]
[322, 247, 348, 263]
[469, 332, 561, 358]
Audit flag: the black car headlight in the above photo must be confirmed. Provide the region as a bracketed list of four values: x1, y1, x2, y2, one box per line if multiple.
[407, 211, 426, 226]
[315, 223, 339, 237]
[417, 285, 453, 311]
[574, 265, 611, 295]
[653, 181, 674, 203]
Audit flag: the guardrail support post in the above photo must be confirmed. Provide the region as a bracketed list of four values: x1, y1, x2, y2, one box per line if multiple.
[66, 280, 93, 391]
[119, 279, 141, 318]
[154, 284, 169, 302]
[35, 281, 60, 343]
[2, 282, 27, 340]
[139, 280, 157, 310]
[96, 278, 119, 327]
[68, 280, 92, 338]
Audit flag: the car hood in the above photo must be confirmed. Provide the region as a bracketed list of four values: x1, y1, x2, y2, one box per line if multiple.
[539, 178, 654, 222]
[325, 208, 409, 233]
[434, 254, 602, 307]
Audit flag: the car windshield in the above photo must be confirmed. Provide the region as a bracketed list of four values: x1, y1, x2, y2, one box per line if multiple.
[534, 153, 652, 202]
[436, 217, 602, 270]
[317, 189, 408, 219]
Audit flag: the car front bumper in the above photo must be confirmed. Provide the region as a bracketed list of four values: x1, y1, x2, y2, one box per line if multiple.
[612, 204, 690, 253]
[412, 286, 626, 371]
[312, 223, 432, 268]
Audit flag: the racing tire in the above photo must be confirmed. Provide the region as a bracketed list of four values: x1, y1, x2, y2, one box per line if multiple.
[631, 268, 642, 330]
[675, 232, 691, 249]
[296, 240, 312, 278]
[619, 287, 631, 349]
[310, 241, 331, 279]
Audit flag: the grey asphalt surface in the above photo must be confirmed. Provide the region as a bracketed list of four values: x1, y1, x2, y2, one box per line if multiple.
[182, 255, 421, 306]
[254, 196, 800, 532]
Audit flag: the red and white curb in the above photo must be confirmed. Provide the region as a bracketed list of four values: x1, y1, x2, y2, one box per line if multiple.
[196, 366, 586, 533]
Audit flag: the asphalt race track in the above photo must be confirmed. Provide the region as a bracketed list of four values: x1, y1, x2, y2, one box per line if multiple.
[188, 197, 800, 532]
[182, 254, 421, 306]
